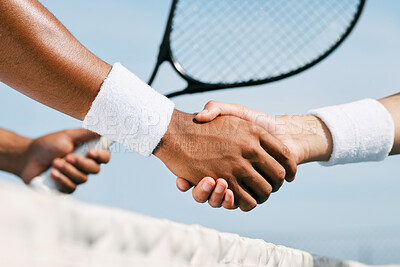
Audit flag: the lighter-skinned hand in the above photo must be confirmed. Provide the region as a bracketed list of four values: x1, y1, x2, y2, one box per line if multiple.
[176, 101, 333, 210]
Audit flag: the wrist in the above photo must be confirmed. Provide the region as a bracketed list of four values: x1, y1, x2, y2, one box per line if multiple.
[15, 138, 34, 182]
[280, 115, 333, 164]
[2, 134, 33, 178]
[309, 99, 394, 165]
[153, 109, 189, 163]
[83, 63, 175, 157]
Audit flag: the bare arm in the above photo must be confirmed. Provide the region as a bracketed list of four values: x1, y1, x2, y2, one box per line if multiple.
[195, 93, 400, 165]
[0, 128, 31, 176]
[178, 94, 400, 209]
[379, 93, 400, 155]
[0, 0, 299, 210]
[0, 0, 111, 119]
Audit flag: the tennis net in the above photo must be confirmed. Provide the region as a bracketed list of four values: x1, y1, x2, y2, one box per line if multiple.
[0, 180, 397, 267]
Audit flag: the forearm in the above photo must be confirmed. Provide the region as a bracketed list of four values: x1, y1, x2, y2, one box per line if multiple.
[299, 93, 400, 164]
[378, 93, 400, 155]
[0, 128, 32, 176]
[0, 0, 111, 120]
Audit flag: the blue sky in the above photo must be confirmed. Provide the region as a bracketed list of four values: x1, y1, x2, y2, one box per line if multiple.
[1, 0, 399, 264]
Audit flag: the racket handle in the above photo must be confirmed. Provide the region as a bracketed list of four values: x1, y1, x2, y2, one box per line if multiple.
[29, 136, 114, 194]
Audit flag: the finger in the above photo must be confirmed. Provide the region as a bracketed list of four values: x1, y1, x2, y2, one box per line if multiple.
[65, 154, 100, 174]
[252, 150, 286, 192]
[87, 149, 111, 164]
[236, 187, 258, 212]
[53, 158, 88, 185]
[208, 179, 228, 208]
[50, 168, 77, 194]
[192, 177, 215, 203]
[176, 177, 193, 192]
[222, 189, 237, 210]
[65, 129, 100, 146]
[195, 100, 271, 123]
[258, 130, 297, 183]
[195, 101, 224, 122]
[228, 179, 258, 212]
[235, 166, 273, 204]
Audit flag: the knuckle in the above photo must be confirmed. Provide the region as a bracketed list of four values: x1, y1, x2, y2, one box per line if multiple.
[281, 144, 291, 159]
[242, 144, 259, 159]
[257, 185, 272, 203]
[251, 126, 266, 138]
[240, 200, 257, 212]
[277, 167, 286, 181]
[232, 164, 251, 179]
[207, 100, 217, 107]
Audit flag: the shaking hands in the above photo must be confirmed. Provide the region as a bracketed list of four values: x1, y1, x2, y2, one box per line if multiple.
[174, 101, 333, 211]
[154, 107, 298, 211]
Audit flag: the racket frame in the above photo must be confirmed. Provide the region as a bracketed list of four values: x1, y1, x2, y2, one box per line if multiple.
[149, 0, 366, 98]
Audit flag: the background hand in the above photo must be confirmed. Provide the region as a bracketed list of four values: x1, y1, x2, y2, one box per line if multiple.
[19, 129, 110, 193]
[176, 101, 333, 209]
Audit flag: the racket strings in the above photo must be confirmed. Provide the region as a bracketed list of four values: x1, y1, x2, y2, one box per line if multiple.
[169, 0, 363, 85]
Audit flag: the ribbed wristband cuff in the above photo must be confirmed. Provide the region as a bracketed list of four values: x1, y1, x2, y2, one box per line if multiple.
[309, 99, 394, 166]
[83, 63, 175, 157]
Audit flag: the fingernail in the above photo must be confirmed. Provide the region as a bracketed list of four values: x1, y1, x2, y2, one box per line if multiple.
[66, 155, 76, 164]
[202, 182, 213, 192]
[177, 183, 184, 190]
[51, 168, 60, 178]
[89, 149, 98, 157]
[215, 184, 224, 194]
[225, 194, 231, 201]
[53, 159, 64, 169]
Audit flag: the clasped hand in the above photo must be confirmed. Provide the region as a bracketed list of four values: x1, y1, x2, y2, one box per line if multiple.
[154, 108, 298, 212]
[170, 101, 332, 211]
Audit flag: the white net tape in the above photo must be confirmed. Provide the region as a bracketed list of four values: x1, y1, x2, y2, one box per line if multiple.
[0, 180, 397, 267]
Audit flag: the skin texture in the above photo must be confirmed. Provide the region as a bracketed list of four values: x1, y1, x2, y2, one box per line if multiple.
[155, 110, 297, 211]
[0, 0, 296, 209]
[0, 0, 111, 120]
[0, 128, 110, 193]
[177, 96, 400, 209]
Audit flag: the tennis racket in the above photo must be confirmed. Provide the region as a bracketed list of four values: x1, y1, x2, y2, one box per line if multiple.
[150, 0, 366, 98]
[30, 0, 366, 193]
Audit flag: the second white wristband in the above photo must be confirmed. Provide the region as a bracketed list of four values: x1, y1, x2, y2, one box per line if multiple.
[309, 98, 395, 166]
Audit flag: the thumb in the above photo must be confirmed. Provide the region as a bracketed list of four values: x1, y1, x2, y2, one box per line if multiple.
[195, 100, 223, 122]
[65, 129, 101, 146]
[195, 100, 254, 122]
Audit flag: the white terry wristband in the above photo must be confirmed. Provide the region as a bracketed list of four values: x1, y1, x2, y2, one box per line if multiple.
[309, 98, 394, 166]
[82, 63, 175, 157]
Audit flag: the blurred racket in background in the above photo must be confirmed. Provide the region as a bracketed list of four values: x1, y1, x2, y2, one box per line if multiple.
[149, 0, 366, 98]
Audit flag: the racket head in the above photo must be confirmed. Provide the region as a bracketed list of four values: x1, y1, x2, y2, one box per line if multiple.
[151, 0, 366, 98]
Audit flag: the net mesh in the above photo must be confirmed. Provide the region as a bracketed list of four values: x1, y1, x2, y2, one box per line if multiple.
[169, 0, 363, 85]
